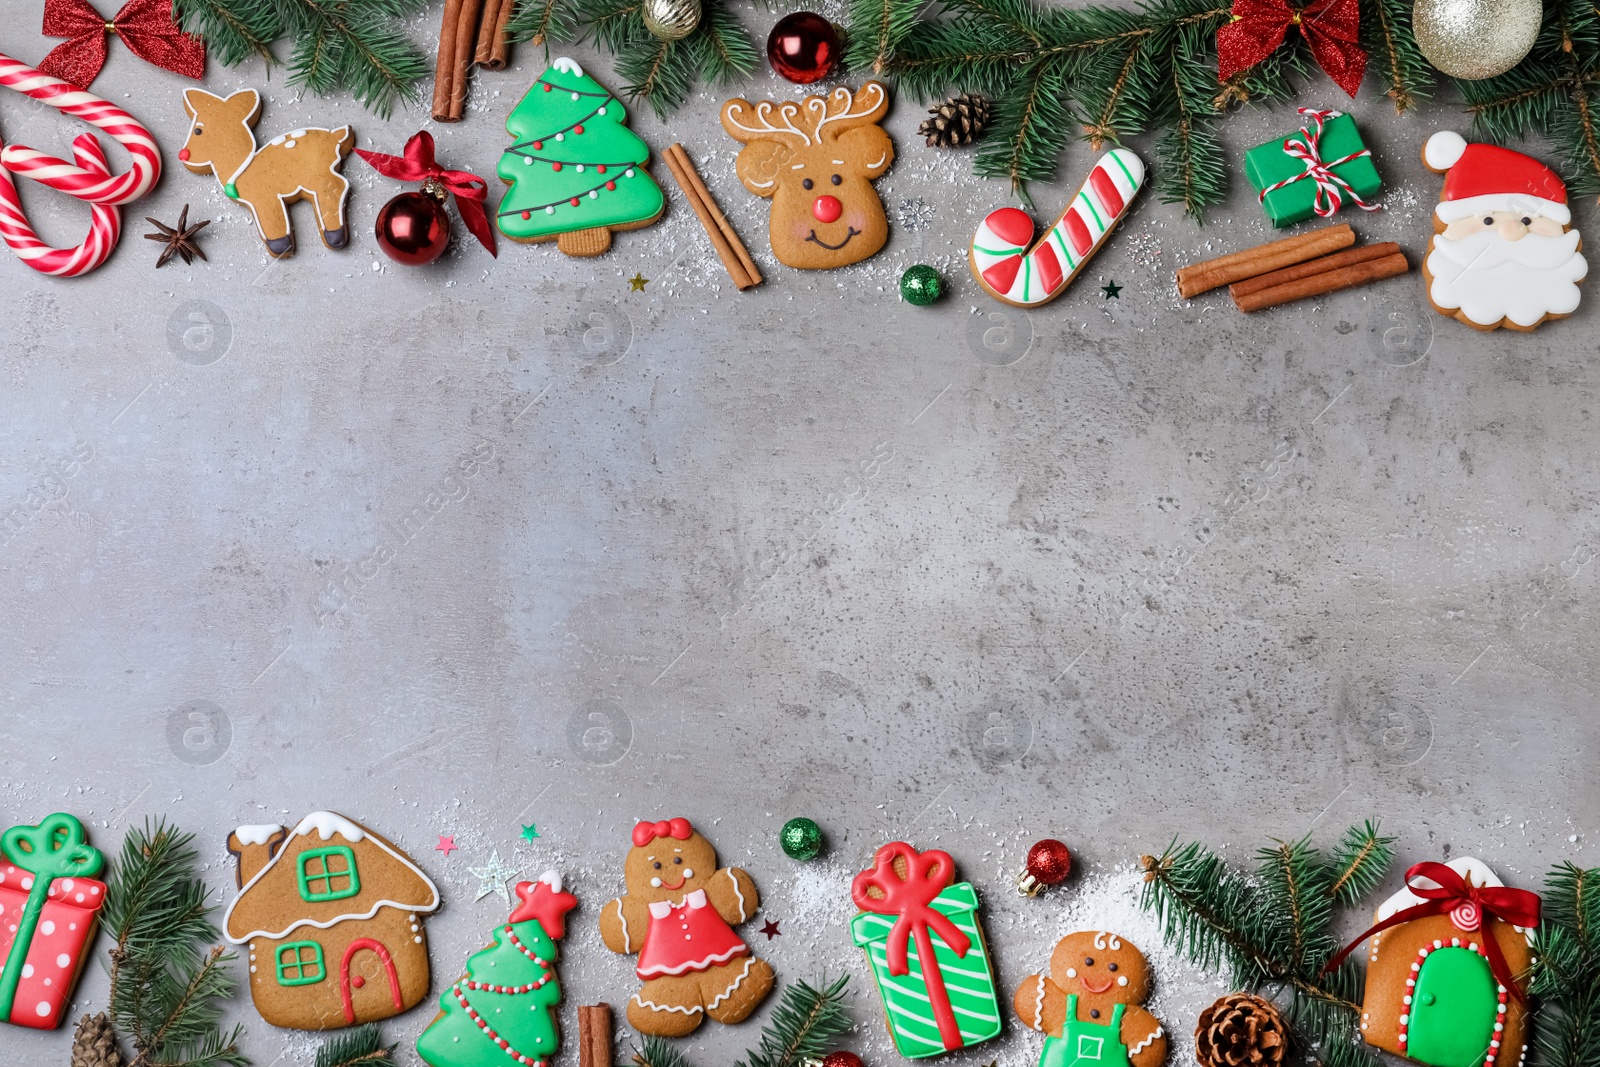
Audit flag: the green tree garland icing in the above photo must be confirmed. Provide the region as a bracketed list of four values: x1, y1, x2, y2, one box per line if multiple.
[496, 57, 664, 243]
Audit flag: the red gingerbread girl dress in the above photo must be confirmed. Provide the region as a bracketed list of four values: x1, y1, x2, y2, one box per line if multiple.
[599, 818, 775, 1036]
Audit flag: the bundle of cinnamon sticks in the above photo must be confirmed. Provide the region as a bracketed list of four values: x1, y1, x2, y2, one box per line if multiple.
[660, 143, 763, 291]
[432, 0, 518, 121]
[1176, 223, 1409, 312]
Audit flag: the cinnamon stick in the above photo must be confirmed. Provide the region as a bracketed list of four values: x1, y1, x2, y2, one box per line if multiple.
[474, 0, 516, 70]
[431, 0, 484, 122]
[579, 1004, 612, 1067]
[1232, 251, 1409, 312]
[1228, 242, 1400, 300]
[663, 143, 762, 290]
[1176, 223, 1355, 299]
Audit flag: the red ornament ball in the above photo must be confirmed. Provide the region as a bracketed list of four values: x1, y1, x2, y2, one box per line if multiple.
[822, 1053, 864, 1067]
[767, 12, 839, 84]
[375, 191, 450, 266]
[1026, 839, 1072, 886]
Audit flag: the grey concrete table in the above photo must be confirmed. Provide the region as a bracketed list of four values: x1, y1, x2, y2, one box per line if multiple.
[1, 3, 1595, 1064]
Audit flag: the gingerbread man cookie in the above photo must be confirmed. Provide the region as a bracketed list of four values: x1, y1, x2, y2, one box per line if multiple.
[598, 818, 774, 1036]
[1013, 931, 1168, 1067]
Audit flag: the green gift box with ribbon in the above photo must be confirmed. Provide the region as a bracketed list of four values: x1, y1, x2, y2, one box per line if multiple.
[1245, 109, 1382, 227]
[851, 842, 1003, 1059]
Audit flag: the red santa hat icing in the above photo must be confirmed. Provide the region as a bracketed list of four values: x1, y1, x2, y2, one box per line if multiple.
[1425, 131, 1570, 226]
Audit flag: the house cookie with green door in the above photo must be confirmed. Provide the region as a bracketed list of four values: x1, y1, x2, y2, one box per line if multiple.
[1356, 858, 1537, 1067]
[1013, 931, 1168, 1067]
[224, 812, 441, 1030]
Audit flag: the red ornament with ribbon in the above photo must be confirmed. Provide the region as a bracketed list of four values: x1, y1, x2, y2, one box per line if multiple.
[38, 0, 205, 88]
[850, 842, 1003, 1058]
[1217, 0, 1366, 98]
[356, 132, 497, 266]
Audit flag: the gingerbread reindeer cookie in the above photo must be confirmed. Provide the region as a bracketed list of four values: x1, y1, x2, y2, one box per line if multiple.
[598, 818, 774, 1037]
[1014, 931, 1168, 1067]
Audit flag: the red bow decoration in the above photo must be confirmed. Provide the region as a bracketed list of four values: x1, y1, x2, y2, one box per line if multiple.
[852, 842, 970, 1051]
[1323, 861, 1541, 1004]
[632, 817, 693, 848]
[1217, 0, 1366, 98]
[38, 0, 205, 88]
[355, 131, 497, 257]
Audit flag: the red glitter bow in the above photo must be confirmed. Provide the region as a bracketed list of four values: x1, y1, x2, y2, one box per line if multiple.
[1324, 861, 1541, 1004]
[1217, 0, 1366, 98]
[852, 842, 970, 1051]
[355, 131, 497, 257]
[631, 817, 693, 848]
[38, 0, 205, 88]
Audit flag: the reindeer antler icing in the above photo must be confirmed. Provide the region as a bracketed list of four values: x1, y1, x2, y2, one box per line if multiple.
[723, 99, 814, 146]
[807, 84, 888, 142]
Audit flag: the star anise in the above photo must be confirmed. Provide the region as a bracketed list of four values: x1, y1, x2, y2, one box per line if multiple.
[143, 205, 210, 268]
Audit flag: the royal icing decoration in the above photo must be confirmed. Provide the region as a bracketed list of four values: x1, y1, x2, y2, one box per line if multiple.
[850, 842, 1003, 1058]
[0, 50, 160, 278]
[0, 814, 106, 1030]
[1012, 930, 1168, 1067]
[416, 872, 577, 1067]
[1421, 131, 1588, 331]
[969, 148, 1144, 307]
[598, 818, 774, 1037]
[721, 83, 895, 270]
[1329, 857, 1538, 1067]
[495, 58, 664, 257]
[223, 811, 440, 1031]
[178, 88, 353, 259]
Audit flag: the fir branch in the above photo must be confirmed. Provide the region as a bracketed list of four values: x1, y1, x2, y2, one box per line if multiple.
[1358, 0, 1432, 111]
[1531, 863, 1600, 1067]
[1327, 821, 1395, 907]
[506, 0, 578, 49]
[635, 1035, 698, 1067]
[280, 0, 433, 119]
[1256, 836, 1335, 974]
[844, 0, 923, 76]
[734, 976, 852, 1067]
[171, 0, 281, 67]
[315, 1023, 398, 1067]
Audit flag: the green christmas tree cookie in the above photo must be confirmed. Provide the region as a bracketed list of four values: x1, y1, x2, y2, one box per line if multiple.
[496, 57, 665, 257]
[416, 871, 577, 1067]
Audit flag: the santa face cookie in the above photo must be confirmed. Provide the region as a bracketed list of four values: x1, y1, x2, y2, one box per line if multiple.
[1422, 131, 1588, 331]
[598, 818, 774, 1037]
[224, 812, 440, 1030]
[1013, 932, 1168, 1067]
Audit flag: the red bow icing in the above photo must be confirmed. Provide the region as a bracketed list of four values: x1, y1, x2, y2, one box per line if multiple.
[1324, 861, 1541, 1004]
[39, 0, 205, 88]
[1217, 0, 1366, 98]
[852, 842, 970, 1051]
[355, 131, 498, 257]
[632, 817, 693, 848]
[1257, 108, 1381, 217]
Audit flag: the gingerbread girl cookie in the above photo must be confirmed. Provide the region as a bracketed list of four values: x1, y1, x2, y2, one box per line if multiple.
[1014, 931, 1168, 1067]
[599, 818, 774, 1036]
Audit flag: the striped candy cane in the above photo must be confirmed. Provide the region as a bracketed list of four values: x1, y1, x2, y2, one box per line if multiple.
[0, 52, 161, 205]
[0, 133, 121, 277]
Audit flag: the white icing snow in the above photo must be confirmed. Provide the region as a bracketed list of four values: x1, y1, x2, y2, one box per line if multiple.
[233, 824, 282, 847]
[551, 57, 584, 77]
[291, 811, 365, 842]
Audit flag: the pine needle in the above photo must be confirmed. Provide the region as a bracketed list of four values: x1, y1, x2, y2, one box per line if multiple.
[635, 1034, 698, 1067]
[735, 976, 852, 1067]
[315, 1023, 398, 1067]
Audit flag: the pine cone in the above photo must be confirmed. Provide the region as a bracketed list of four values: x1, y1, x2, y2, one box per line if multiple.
[70, 1013, 125, 1067]
[1194, 994, 1287, 1067]
[918, 93, 993, 148]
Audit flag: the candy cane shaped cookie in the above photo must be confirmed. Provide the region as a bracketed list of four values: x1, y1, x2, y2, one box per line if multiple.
[970, 148, 1144, 308]
[0, 134, 122, 277]
[0, 51, 161, 206]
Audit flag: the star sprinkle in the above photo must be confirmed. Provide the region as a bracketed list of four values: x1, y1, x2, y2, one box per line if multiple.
[469, 850, 520, 905]
[761, 919, 781, 940]
[435, 834, 458, 857]
[521, 823, 540, 842]
[1101, 280, 1122, 299]
[144, 204, 210, 268]
[629, 273, 648, 292]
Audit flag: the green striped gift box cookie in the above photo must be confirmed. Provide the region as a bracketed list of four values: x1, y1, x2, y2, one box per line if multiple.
[851, 881, 1003, 1058]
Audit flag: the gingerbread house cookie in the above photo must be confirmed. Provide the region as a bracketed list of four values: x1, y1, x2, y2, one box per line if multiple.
[223, 812, 440, 1030]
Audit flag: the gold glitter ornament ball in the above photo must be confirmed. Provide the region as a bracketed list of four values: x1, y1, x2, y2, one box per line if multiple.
[1413, 0, 1541, 80]
[643, 0, 702, 39]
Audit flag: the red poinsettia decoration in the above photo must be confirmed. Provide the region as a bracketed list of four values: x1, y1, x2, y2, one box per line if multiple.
[1217, 0, 1366, 98]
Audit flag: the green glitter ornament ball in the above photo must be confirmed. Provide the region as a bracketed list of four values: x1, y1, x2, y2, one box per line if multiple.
[780, 817, 824, 860]
[900, 265, 944, 306]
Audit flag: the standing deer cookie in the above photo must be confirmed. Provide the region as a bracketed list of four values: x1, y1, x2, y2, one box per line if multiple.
[1014, 931, 1168, 1067]
[179, 89, 354, 258]
[599, 818, 774, 1037]
[721, 83, 894, 269]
